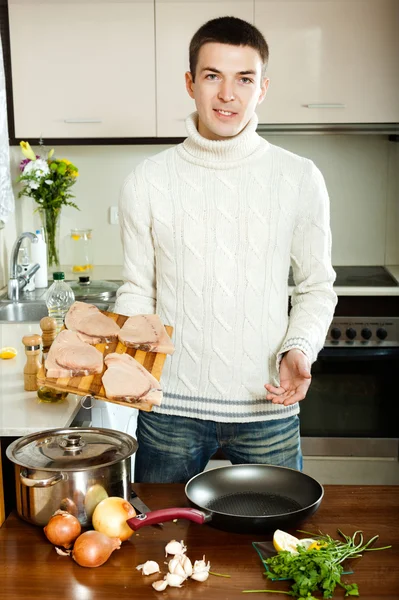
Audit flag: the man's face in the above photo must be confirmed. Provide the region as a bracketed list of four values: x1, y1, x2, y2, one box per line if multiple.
[185, 42, 269, 141]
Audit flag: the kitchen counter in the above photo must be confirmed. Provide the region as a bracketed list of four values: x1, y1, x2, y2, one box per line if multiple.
[86, 264, 399, 295]
[0, 484, 397, 600]
[0, 323, 81, 436]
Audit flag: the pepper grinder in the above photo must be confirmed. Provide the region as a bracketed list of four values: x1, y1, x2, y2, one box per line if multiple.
[39, 316, 57, 357]
[22, 334, 42, 391]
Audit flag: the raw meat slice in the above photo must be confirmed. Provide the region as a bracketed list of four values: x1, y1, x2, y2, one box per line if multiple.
[65, 301, 120, 344]
[45, 329, 103, 378]
[118, 314, 174, 354]
[102, 352, 162, 406]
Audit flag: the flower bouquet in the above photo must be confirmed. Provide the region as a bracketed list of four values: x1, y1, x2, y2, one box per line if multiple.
[16, 141, 79, 267]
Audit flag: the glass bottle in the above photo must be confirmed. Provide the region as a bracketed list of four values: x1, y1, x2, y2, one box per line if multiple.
[45, 272, 75, 333]
[70, 229, 93, 274]
[37, 316, 68, 403]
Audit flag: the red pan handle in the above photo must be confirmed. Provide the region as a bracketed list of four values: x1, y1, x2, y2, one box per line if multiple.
[126, 507, 211, 530]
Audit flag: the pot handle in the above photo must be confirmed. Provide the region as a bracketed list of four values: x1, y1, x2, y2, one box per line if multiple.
[20, 469, 65, 488]
[126, 507, 212, 531]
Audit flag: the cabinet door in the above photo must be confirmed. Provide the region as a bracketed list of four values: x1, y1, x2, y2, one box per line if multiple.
[9, 0, 156, 138]
[255, 0, 399, 124]
[156, 0, 254, 137]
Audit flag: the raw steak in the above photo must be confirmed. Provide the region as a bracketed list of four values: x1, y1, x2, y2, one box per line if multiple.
[65, 301, 120, 344]
[102, 352, 162, 406]
[118, 314, 174, 354]
[45, 330, 103, 378]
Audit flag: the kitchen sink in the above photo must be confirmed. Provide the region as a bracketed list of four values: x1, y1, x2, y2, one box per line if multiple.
[0, 302, 49, 323]
[0, 299, 111, 323]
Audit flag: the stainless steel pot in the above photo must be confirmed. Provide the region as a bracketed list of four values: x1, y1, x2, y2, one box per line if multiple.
[6, 427, 137, 527]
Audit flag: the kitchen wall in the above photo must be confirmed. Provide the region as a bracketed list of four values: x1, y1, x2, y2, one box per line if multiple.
[1, 131, 398, 288]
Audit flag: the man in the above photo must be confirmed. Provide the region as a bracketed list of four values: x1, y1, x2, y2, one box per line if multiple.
[115, 16, 337, 482]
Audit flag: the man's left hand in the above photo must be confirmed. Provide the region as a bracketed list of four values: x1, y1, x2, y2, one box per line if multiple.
[264, 349, 312, 406]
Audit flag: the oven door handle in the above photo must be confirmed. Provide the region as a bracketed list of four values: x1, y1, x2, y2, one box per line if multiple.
[319, 347, 399, 360]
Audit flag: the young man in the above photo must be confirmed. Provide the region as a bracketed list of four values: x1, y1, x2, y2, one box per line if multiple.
[115, 16, 337, 482]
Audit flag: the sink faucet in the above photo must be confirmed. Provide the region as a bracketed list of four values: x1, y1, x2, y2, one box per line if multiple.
[8, 232, 41, 301]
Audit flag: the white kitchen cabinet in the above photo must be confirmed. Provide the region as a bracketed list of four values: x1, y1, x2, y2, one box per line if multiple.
[9, 0, 156, 138]
[255, 0, 399, 124]
[155, 0, 254, 137]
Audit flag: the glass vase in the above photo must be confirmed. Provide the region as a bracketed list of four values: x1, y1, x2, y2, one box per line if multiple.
[38, 207, 61, 268]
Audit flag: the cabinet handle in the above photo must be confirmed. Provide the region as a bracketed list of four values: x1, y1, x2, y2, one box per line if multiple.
[64, 118, 103, 123]
[305, 104, 345, 109]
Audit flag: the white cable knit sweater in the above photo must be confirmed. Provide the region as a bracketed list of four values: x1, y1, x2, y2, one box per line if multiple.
[115, 113, 337, 423]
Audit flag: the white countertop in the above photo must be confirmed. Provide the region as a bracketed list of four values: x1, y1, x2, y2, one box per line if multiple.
[0, 323, 81, 437]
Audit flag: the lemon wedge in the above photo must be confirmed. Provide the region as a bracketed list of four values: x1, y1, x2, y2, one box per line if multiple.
[0, 346, 18, 360]
[273, 529, 301, 553]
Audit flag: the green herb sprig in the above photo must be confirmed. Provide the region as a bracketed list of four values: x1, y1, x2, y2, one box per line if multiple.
[243, 529, 391, 599]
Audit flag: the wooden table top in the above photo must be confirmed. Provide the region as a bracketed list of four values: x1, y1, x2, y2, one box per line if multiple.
[0, 484, 398, 600]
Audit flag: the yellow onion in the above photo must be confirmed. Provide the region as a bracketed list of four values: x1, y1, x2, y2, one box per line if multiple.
[43, 510, 81, 548]
[92, 496, 136, 541]
[72, 530, 121, 568]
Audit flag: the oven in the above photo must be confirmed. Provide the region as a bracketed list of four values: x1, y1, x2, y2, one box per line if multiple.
[300, 316, 399, 459]
[297, 266, 399, 484]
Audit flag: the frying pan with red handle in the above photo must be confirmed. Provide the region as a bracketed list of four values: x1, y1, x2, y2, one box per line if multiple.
[127, 464, 323, 534]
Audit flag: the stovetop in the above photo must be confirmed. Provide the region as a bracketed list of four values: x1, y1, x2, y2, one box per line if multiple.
[288, 266, 399, 287]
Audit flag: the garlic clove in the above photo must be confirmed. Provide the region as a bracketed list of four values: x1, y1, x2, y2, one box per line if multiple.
[136, 560, 160, 575]
[172, 562, 186, 578]
[165, 539, 187, 556]
[182, 555, 193, 576]
[164, 573, 186, 587]
[168, 557, 180, 574]
[152, 579, 169, 591]
[191, 570, 209, 582]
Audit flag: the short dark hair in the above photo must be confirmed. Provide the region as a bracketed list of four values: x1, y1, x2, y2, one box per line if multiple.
[189, 16, 269, 81]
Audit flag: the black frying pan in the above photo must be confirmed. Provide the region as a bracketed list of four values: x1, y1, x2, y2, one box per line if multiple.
[126, 464, 323, 534]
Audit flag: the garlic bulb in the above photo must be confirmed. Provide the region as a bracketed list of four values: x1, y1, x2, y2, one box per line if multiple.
[136, 560, 160, 575]
[165, 573, 186, 587]
[191, 570, 209, 582]
[152, 579, 168, 591]
[165, 539, 187, 556]
[192, 555, 211, 574]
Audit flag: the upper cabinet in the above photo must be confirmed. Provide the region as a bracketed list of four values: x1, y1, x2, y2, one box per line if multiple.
[7, 0, 398, 139]
[155, 0, 254, 137]
[9, 0, 156, 138]
[255, 0, 399, 124]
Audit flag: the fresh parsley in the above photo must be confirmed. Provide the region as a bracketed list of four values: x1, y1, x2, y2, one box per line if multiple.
[243, 529, 391, 598]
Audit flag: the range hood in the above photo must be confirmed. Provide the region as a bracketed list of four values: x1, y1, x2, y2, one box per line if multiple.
[256, 123, 399, 135]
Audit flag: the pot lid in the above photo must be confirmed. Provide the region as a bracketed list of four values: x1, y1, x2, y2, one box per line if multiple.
[69, 276, 120, 301]
[6, 428, 137, 471]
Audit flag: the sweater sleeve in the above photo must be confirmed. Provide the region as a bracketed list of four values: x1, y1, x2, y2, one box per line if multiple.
[277, 160, 337, 366]
[114, 168, 157, 316]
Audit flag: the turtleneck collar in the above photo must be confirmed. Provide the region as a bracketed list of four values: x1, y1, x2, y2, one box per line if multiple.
[177, 112, 268, 169]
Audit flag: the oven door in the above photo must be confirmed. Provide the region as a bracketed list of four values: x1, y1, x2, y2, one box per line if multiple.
[300, 346, 399, 459]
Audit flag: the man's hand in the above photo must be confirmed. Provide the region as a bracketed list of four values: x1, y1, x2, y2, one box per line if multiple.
[264, 349, 312, 406]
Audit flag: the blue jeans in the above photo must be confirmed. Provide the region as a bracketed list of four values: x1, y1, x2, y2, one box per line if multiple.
[134, 412, 302, 483]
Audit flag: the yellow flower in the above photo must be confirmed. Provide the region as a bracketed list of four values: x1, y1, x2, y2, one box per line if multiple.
[60, 159, 71, 165]
[20, 141, 36, 161]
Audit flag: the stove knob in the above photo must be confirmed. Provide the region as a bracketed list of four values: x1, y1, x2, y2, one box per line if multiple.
[376, 328, 388, 340]
[361, 328, 372, 340]
[330, 327, 341, 340]
[346, 327, 357, 340]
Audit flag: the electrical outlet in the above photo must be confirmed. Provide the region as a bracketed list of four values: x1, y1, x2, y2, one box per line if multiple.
[109, 206, 119, 225]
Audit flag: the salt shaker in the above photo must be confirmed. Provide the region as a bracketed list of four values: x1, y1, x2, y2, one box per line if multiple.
[22, 334, 42, 391]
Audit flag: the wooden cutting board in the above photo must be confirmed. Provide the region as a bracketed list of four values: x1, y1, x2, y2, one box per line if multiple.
[37, 310, 173, 412]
